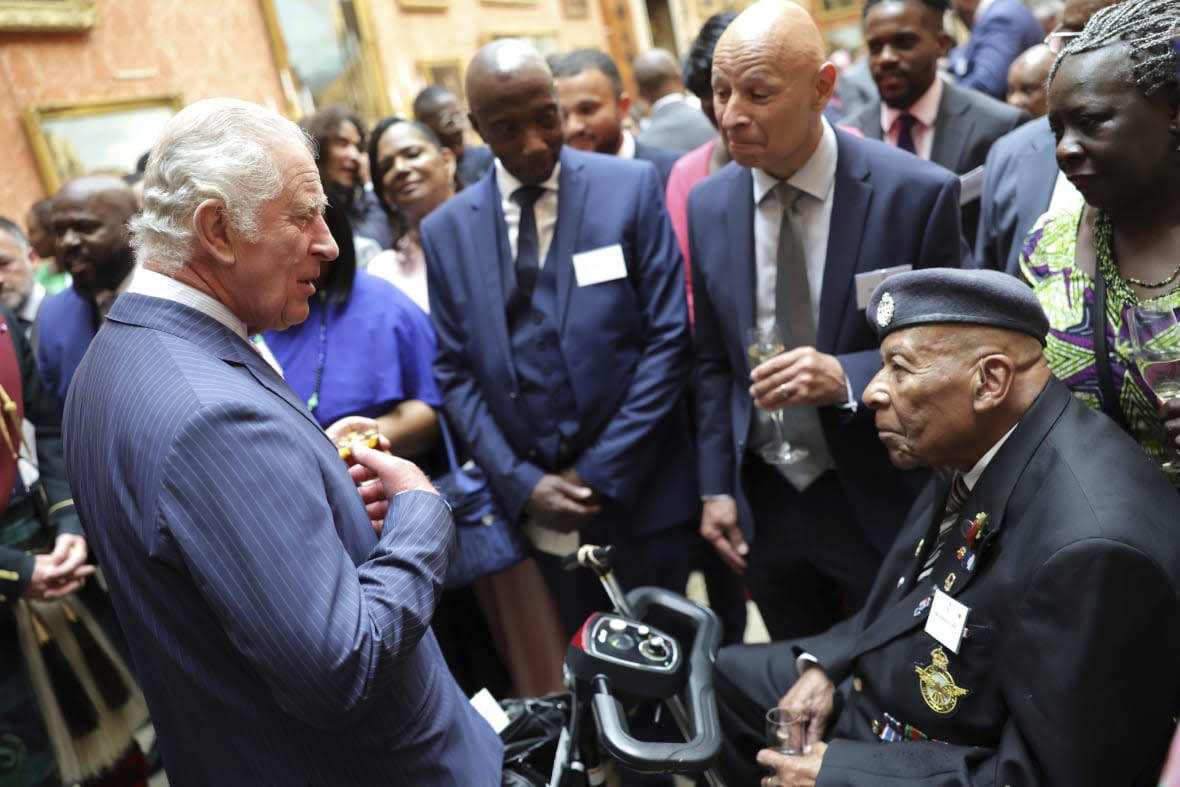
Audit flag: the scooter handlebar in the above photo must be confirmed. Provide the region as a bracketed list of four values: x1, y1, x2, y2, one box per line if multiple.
[589, 587, 724, 774]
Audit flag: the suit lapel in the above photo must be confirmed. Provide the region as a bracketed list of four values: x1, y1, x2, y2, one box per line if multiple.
[553, 150, 588, 332]
[929, 83, 970, 173]
[818, 131, 869, 353]
[1019, 120, 1059, 237]
[725, 166, 757, 345]
[469, 173, 516, 372]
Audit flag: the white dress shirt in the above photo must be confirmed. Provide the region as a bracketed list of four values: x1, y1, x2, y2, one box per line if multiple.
[494, 159, 561, 267]
[880, 76, 943, 161]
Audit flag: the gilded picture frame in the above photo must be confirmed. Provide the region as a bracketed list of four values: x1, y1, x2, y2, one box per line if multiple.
[418, 58, 464, 98]
[479, 29, 561, 56]
[815, 0, 859, 19]
[562, 0, 590, 19]
[0, 0, 98, 32]
[22, 94, 184, 194]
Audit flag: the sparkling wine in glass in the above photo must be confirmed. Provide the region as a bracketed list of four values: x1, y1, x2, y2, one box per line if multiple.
[1129, 304, 1180, 474]
[745, 325, 809, 466]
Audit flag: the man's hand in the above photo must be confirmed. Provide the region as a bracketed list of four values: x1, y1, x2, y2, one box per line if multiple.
[781, 665, 836, 748]
[525, 473, 602, 533]
[326, 416, 390, 465]
[350, 443, 438, 536]
[750, 347, 848, 410]
[22, 534, 95, 602]
[756, 741, 827, 787]
[700, 497, 747, 573]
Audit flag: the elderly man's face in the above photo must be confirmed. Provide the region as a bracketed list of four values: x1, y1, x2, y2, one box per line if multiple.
[556, 68, 628, 155]
[710, 32, 829, 179]
[230, 142, 339, 334]
[0, 231, 34, 312]
[51, 179, 136, 295]
[863, 325, 978, 472]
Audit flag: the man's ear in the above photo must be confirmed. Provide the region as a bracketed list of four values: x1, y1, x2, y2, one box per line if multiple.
[618, 91, 633, 117]
[973, 354, 1015, 412]
[192, 198, 236, 267]
[440, 146, 458, 183]
[937, 31, 954, 59]
[814, 62, 837, 111]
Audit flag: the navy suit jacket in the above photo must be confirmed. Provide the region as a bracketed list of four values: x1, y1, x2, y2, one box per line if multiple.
[973, 116, 1058, 277]
[35, 286, 99, 412]
[422, 147, 697, 542]
[954, 0, 1044, 99]
[634, 138, 682, 189]
[63, 294, 502, 786]
[687, 130, 965, 553]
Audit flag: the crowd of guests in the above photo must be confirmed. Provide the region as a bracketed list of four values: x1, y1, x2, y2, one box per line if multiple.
[3, 0, 1180, 783]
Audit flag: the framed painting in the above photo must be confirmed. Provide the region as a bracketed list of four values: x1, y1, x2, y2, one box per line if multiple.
[815, 0, 859, 19]
[0, 0, 97, 32]
[479, 29, 561, 57]
[419, 58, 464, 98]
[258, 0, 391, 123]
[562, 0, 589, 19]
[22, 94, 183, 194]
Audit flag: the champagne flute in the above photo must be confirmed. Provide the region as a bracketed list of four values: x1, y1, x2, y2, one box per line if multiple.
[746, 325, 809, 465]
[1129, 304, 1180, 474]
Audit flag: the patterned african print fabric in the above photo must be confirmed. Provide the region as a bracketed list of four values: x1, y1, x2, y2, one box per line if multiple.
[1021, 203, 1180, 481]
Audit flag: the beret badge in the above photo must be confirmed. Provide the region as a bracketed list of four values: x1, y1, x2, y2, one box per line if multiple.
[876, 292, 895, 328]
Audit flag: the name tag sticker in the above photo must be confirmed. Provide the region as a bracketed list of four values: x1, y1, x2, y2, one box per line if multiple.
[924, 588, 969, 654]
[854, 264, 912, 310]
[573, 244, 627, 287]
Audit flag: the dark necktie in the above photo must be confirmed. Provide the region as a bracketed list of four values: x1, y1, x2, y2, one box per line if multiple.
[917, 473, 970, 583]
[512, 185, 546, 299]
[896, 113, 918, 155]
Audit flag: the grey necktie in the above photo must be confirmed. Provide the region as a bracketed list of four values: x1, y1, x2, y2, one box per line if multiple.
[917, 474, 970, 583]
[770, 182, 834, 490]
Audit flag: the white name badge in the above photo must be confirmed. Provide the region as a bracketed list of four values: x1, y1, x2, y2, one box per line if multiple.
[854, 264, 912, 310]
[573, 244, 628, 287]
[924, 588, 969, 654]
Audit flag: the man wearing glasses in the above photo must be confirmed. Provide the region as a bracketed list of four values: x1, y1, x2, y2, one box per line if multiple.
[973, 0, 1125, 276]
[413, 86, 495, 188]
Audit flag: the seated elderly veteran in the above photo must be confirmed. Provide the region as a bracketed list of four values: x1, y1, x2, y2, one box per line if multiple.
[714, 267, 1180, 787]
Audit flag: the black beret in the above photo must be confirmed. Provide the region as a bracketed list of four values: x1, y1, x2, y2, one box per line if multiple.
[866, 267, 1049, 344]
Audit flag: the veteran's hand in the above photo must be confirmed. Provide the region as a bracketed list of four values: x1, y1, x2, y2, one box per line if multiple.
[700, 497, 747, 574]
[780, 665, 836, 748]
[750, 347, 848, 410]
[22, 534, 95, 601]
[756, 742, 827, 787]
[526, 474, 602, 533]
[1161, 397, 1180, 455]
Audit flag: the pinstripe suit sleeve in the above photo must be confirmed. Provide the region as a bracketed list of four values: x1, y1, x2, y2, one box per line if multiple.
[158, 400, 454, 729]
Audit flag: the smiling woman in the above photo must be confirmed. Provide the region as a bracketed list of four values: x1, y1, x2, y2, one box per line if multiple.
[1020, 0, 1180, 482]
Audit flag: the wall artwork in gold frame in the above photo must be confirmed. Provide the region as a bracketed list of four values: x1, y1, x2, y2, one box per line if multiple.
[22, 94, 184, 194]
[419, 58, 465, 99]
[0, 0, 97, 32]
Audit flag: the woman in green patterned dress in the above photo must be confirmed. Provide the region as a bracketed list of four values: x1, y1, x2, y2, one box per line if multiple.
[1021, 0, 1180, 481]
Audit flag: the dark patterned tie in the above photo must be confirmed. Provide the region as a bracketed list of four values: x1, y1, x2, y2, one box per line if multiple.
[917, 473, 970, 582]
[896, 113, 918, 155]
[512, 185, 546, 299]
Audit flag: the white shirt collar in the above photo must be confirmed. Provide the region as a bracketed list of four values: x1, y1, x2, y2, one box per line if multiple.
[127, 266, 249, 341]
[617, 130, 637, 160]
[752, 117, 838, 205]
[494, 157, 562, 203]
[18, 281, 45, 327]
[650, 93, 686, 113]
[961, 423, 1018, 491]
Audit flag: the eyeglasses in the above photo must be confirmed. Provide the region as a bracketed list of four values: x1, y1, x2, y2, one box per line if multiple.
[436, 111, 466, 130]
[1044, 28, 1082, 54]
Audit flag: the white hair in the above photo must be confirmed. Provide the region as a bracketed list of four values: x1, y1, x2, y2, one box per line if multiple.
[130, 98, 315, 274]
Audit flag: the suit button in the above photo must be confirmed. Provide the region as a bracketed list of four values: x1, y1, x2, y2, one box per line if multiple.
[852, 676, 863, 693]
[527, 449, 538, 458]
[509, 392, 519, 401]
[896, 576, 905, 588]
[871, 719, 880, 735]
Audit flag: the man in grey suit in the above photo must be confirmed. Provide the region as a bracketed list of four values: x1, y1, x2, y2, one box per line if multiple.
[62, 98, 503, 785]
[844, 0, 1028, 245]
[633, 48, 718, 153]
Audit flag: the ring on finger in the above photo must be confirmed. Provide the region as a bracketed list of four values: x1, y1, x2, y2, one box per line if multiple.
[778, 383, 789, 400]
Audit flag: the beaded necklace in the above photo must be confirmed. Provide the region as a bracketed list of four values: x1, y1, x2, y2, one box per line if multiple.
[1094, 209, 1180, 306]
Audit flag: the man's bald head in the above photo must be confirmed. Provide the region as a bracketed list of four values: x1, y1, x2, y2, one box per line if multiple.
[51, 174, 139, 294]
[634, 48, 683, 103]
[1006, 43, 1055, 117]
[710, 0, 835, 179]
[465, 40, 564, 185]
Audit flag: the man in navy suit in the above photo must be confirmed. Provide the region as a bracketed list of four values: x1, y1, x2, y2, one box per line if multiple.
[689, 0, 967, 641]
[63, 98, 503, 786]
[423, 40, 699, 639]
[36, 175, 139, 412]
[949, 0, 1044, 99]
[553, 48, 683, 188]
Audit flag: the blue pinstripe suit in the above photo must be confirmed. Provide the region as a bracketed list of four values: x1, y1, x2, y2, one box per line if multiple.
[62, 293, 503, 786]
